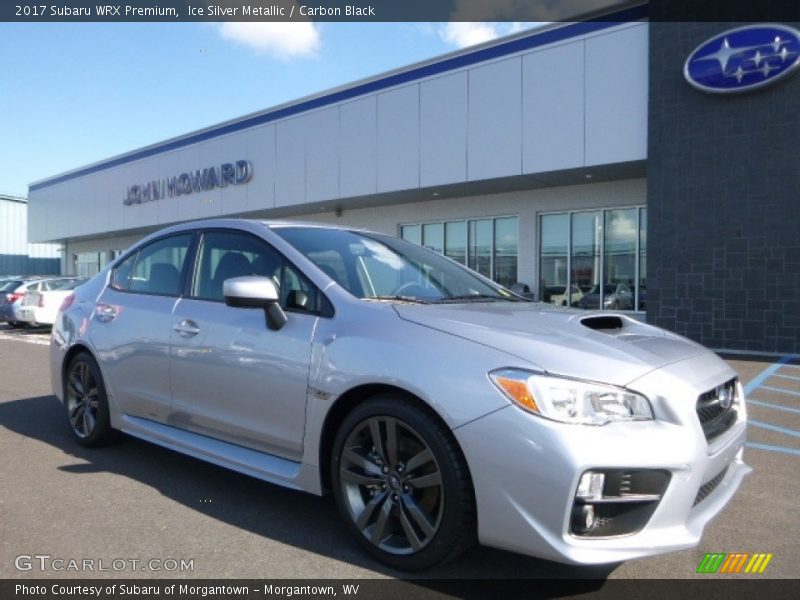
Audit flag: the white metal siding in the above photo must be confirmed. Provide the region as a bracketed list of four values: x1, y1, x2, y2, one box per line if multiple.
[420, 72, 468, 187]
[377, 85, 420, 193]
[339, 96, 378, 199]
[28, 22, 648, 243]
[585, 25, 649, 165]
[468, 57, 523, 181]
[523, 40, 585, 173]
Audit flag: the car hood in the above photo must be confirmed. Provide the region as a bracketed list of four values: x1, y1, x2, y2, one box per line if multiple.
[393, 302, 708, 386]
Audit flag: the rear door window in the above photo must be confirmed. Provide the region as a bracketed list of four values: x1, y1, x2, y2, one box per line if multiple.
[111, 234, 193, 297]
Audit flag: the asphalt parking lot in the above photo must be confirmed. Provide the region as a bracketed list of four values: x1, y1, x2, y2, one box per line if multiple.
[0, 323, 798, 582]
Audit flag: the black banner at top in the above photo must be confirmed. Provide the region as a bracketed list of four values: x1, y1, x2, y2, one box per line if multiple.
[4, 0, 800, 23]
[4, 0, 639, 23]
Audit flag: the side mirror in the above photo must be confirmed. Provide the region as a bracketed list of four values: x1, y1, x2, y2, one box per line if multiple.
[223, 276, 287, 330]
[509, 282, 534, 300]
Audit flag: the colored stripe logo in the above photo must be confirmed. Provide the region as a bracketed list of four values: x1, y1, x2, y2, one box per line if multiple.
[697, 552, 773, 574]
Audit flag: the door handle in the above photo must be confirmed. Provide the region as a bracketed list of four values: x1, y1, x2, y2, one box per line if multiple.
[173, 319, 200, 337]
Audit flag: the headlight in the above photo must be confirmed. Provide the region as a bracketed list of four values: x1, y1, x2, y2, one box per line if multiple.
[489, 369, 653, 425]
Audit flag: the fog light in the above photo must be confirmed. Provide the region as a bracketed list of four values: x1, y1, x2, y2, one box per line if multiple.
[576, 471, 605, 501]
[583, 504, 596, 530]
[571, 503, 598, 534]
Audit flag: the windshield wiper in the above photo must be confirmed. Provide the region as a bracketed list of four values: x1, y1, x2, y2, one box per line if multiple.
[366, 295, 432, 304]
[433, 294, 513, 303]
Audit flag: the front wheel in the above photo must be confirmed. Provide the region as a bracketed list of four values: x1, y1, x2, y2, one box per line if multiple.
[64, 352, 119, 447]
[331, 394, 475, 570]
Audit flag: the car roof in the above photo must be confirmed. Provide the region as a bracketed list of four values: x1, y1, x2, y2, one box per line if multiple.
[137, 218, 377, 245]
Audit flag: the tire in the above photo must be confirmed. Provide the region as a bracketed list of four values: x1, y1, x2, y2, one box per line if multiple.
[64, 352, 120, 447]
[331, 394, 475, 570]
[7, 321, 22, 328]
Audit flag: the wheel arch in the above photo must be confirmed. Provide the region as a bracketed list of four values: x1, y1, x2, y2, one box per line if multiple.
[61, 343, 97, 393]
[318, 383, 473, 494]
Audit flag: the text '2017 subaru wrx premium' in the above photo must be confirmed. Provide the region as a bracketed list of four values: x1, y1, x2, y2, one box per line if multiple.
[51, 219, 750, 570]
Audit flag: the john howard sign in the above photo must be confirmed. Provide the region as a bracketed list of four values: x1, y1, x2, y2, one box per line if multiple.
[124, 160, 253, 206]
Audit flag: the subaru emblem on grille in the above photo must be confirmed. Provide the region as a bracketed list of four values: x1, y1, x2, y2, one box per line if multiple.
[717, 385, 733, 410]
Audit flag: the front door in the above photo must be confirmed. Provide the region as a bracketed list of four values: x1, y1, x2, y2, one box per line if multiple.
[168, 230, 319, 461]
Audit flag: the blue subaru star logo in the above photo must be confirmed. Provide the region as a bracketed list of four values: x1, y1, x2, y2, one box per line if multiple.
[684, 24, 800, 93]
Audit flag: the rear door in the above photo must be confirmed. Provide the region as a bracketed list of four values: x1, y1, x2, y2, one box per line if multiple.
[169, 229, 323, 461]
[88, 233, 195, 423]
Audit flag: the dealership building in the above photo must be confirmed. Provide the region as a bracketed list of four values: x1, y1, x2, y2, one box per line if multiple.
[27, 3, 800, 355]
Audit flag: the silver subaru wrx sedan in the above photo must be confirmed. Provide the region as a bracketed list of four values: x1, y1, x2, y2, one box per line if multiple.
[50, 219, 751, 570]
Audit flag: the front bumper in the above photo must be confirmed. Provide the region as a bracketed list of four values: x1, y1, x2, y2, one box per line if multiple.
[454, 358, 751, 565]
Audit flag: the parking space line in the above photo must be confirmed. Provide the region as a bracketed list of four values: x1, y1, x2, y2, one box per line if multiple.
[773, 373, 800, 382]
[749, 419, 800, 438]
[747, 399, 800, 415]
[0, 331, 50, 346]
[743, 356, 793, 395]
[759, 385, 800, 397]
[746, 442, 800, 457]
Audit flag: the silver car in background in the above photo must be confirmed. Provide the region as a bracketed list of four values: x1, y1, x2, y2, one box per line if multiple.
[50, 219, 750, 570]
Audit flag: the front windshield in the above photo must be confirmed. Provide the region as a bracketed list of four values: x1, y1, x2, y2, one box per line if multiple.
[273, 226, 522, 303]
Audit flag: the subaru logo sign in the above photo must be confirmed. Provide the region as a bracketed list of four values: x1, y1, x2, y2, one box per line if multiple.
[684, 24, 800, 94]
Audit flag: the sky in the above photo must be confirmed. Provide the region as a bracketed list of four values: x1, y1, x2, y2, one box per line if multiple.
[0, 21, 542, 198]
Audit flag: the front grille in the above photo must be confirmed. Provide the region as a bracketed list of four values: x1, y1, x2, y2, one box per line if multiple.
[696, 378, 738, 442]
[694, 466, 729, 506]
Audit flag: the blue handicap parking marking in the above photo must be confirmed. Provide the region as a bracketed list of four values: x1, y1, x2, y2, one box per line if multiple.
[748, 419, 800, 438]
[773, 372, 800, 382]
[745, 442, 800, 457]
[747, 399, 800, 415]
[743, 356, 793, 396]
[759, 385, 800, 397]
[743, 355, 800, 458]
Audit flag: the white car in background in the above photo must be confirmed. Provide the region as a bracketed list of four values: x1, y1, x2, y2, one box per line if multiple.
[18, 278, 86, 327]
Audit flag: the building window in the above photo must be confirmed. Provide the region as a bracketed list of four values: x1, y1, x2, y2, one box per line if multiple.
[401, 216, 518, 287]
[539, 207, 646, 311]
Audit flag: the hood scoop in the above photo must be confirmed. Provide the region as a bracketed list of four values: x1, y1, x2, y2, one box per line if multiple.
[580, 315, 624, 331]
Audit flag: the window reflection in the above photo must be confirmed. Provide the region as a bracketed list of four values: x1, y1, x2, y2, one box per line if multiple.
[639, 208, 647, 310]
[570, 211, 600, 308]
[539, 214, 569, 304]
[445, 221, 467, 265]
[468, 219, 492, 278]
[494, 217, 518, 288]
[401, 216, 519, 288]
[400, 224, 421, 246]
[422, 223, 444, 255]
[540, 207, 646, 311]
[600, 209, 636, 310]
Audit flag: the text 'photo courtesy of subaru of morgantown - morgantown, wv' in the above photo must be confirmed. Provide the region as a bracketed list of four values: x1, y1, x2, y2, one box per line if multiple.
[50, 219, 750, 571]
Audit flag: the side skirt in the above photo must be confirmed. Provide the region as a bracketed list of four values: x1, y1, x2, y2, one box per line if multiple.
[118, 414, 323, 495]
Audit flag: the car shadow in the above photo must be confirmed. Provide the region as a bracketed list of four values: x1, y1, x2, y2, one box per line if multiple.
[0, 394, 619, 592]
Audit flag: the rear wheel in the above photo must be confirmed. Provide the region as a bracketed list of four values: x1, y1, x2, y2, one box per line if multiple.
[331, 394, 475, 570]
[7, 321, 22, 328]
[64, 352, 119, 447]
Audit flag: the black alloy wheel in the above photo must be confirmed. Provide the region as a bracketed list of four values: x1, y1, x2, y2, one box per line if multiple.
[64, 352, 119, 447]
[331, 394, 475, 570]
